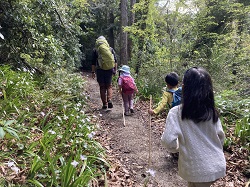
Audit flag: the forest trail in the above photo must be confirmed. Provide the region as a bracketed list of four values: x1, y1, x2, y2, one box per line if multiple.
[83, 72, 186, 187]
[82, 72, 247, 187]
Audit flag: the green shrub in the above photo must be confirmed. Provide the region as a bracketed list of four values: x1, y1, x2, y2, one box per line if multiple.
[215, 90, 250, 150]
[0, 65, 109, 186]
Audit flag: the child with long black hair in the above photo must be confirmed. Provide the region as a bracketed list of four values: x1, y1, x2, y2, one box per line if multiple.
[161, 67, 226, 187]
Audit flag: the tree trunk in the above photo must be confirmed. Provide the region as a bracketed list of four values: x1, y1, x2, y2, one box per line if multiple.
[120, 0, 128, 65]
[108, 11, 115, 49]
[128, 0, 136, 61]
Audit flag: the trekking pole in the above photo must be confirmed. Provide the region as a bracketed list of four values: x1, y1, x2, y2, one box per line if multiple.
[144, 95, 156, 183]
[148, 95, 152, 168]
[145, 95, 156, 179]
[122, 101, 125, 127]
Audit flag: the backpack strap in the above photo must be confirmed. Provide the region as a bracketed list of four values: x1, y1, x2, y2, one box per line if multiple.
[167, 89, 176, 93]
[174, 87, 182, 97]
[167, 87, 182, 94]
[167, 87, 182, 108]
[166, 89, 174, 108]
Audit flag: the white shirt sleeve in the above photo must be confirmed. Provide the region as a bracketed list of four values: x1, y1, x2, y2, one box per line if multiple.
[161, 107, 181, 153]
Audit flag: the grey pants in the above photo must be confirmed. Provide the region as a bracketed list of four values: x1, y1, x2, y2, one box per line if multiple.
[122, 93, 134, 113]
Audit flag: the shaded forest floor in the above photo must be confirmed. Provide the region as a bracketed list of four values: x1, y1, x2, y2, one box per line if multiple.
[83, 72, 249, 187]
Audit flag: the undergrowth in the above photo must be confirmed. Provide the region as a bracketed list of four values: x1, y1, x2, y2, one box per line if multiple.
[0, 65, 109, 186]
[215, 90, 250, 151]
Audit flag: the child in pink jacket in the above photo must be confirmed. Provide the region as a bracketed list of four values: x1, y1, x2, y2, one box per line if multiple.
[118, 65, 138, 116]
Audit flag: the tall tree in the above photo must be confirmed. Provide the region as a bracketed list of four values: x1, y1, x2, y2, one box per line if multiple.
[128, 0, 136, 60]
[120, 0, 128, 65]
[108, 11, 115, 48]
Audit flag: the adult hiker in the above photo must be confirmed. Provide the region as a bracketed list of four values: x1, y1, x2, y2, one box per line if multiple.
[161, 67, 226, 187]
[148, 72, 180, 115]
[91, 36, 117, 109]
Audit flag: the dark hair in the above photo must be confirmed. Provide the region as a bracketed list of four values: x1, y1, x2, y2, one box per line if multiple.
[165, 72, 179, 86]
[181, 67, 219, 123]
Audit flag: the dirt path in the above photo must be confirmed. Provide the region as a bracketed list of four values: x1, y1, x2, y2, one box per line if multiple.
[83, 72, 187, 187]
[83, 72, 249, 187]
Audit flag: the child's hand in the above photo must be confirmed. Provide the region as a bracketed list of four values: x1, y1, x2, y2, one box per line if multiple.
[112, 68, 117, 75]
[148, 109, 154, 115]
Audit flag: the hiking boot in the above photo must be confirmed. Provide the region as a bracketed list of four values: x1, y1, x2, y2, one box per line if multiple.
[171, 153, 179, 160]
[130, 109, 134, 113]
[108, 101, 113, 108]
[102, 105, 107, 109]
[124, 112, 131, 116]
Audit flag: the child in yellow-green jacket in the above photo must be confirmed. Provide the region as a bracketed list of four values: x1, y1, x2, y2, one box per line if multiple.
[148, 72, 179, 115]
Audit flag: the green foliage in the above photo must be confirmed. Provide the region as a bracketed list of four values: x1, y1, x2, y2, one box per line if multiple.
[0, 120, 19, 140]
[185, 0, 250, 92]
[79, 0, 120, 70]
[235, 116, 249, 147]
[127, 0, 249, 98]
[0, 65, 109, 185]
[135, 67, 166, 99]
[0, 0, 88, 73]
[0, 65, 38, 118]
[0, 0, 249, 184]
[126, 0, 195, 91]
[126, 0, 175, 73]
[216, 90, 250, 150]
[126, 0, 249, 152]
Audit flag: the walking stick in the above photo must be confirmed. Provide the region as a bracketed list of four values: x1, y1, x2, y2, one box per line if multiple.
[145, 95, 156, 182]
[122, 101, 125, 127]
[117, 85, 126, 127]
[148, 95, 152, 168]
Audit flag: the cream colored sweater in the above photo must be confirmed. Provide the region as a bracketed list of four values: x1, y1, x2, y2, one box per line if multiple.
[161, 106, 226, 183]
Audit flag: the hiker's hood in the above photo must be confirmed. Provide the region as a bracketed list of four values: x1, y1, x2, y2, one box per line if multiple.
[96, 36, 109, 48]
[97, 36, 106, 40]
[119, 65, 130, 74]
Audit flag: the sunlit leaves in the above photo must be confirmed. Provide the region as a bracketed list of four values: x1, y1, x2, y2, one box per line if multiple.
[0, 0, 87, 72]
[72, 0, 88, 9]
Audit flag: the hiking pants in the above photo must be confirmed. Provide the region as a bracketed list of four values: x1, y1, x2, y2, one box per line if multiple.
[96, 69, 113, 106]
[122, 93, 134, 113]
